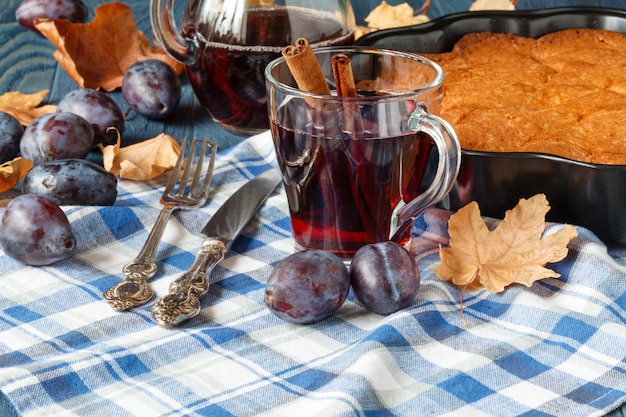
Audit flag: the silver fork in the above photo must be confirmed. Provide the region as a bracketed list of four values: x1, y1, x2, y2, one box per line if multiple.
[103, 138, 217, 311]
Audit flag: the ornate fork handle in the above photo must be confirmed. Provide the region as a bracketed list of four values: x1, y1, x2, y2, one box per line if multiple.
[103, 206, 176, 310]
[151, 238, 226, 327]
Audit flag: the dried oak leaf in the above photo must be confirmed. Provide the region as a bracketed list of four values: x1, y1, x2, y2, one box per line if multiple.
[0, 90, 56, 126]
[431, 194, 578, 293]
[356, 1, 430, 39]
[99, 132, 180, 181]
[365, 1, 417, 30]
[0, 158, 34, 193]
[470, 0, 516, 11]
[35, 2, 183, 92]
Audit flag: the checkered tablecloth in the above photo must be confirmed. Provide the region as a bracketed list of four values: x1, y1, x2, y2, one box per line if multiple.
[0, 131, 625, 417]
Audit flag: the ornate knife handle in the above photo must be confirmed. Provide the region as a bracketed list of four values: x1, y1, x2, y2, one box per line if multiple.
[151, 238, 226, 328]
[103, 206, 175, 310]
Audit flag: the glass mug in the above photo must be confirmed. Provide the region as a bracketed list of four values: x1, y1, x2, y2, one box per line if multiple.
[266, 47, 461, 259]
[150, 0, 356, 135]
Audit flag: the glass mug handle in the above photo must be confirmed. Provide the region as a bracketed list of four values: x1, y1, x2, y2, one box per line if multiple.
[150, 0, 195, 65]
[389, 105, 461, 242]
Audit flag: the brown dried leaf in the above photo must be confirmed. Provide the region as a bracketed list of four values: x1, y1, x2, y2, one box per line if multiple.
[35, 2, 183, 92]
[432, 194, 578, 293]
[0, 90, 56, 125]
[355, 0, 430, 40]
[99, 132, 181, 181]
[0, 158, 34, 193]
[470, 0, 516, 11]
[365, 1, 416, 30]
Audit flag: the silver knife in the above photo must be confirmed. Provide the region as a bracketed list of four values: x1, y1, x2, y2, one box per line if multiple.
[150, 170, 282, 328]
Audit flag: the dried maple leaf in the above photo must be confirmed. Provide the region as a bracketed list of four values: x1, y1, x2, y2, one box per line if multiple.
[35, 2, 183, 92]
[99, 132, 181, 181]
[0, 158, 34, 193]
[432, 194, 578, 293]
[0, 90, 56, 125]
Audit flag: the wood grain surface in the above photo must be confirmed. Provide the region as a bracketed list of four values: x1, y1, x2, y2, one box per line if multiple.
[1, 0, 245, 152]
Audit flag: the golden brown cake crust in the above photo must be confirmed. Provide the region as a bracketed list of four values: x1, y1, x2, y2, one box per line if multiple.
[425, 28, 626, 165]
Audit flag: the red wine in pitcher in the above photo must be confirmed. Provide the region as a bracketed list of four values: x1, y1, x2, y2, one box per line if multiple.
[183, 7, 354, 135]
[271, 122, 433, 258]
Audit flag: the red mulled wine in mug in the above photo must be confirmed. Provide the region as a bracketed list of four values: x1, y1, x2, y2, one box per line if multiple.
[272, 122, 434, 258]
[266, 47, 461, 259]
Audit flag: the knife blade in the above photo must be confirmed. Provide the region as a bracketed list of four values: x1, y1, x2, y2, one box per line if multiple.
[151, 170, 282, 328]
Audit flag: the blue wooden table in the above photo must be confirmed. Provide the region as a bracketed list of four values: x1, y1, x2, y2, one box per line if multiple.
[1, 0, 252, 154]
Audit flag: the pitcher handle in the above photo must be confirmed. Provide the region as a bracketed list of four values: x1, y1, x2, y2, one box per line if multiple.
[390, 106, 461, 241]
[150, 0, 195, 64]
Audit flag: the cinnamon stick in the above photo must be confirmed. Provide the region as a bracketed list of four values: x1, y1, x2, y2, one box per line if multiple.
[282, 38, 330, 96]
[281, 40, 376, 241]
[331, 54, 357, 97]
[331, 53, 364, 135]
[280, 41, 388, 243]
[331, 54, 379, 240]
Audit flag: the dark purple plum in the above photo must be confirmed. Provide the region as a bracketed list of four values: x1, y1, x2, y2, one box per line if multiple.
[20, 112, 94, 165]
[57, 88, 125, 145]
[22, 159, 117, 206]
[16, 0, 88, 35]
[265, 250, 350, 324]
[122, 60, 181, 120]
[0, 112, 24, 164]
[350, 241, 420, 315]
[0, 194, 76, 266]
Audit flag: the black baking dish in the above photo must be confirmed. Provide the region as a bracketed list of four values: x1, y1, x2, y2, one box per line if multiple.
[357, 7, 626, 246]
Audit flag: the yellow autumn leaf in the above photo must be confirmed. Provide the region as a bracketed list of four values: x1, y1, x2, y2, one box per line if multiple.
[470, 0, 516, 11]
[432, 193, 578, 293]
[0, 157, 34, 193]
[0, 90, 56, 126]
[365, 1, 415, 30]
[355, 0, 430, 39]
[99, 132, 181, 181]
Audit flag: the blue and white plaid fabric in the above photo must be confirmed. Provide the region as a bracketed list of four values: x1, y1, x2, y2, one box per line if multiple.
[0, 131, 625, 417]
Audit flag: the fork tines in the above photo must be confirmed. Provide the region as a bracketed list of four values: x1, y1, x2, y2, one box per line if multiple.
[163, 138, 217, 206]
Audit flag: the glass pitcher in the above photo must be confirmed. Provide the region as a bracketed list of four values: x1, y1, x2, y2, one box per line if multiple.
[151, 0, 356, 135]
